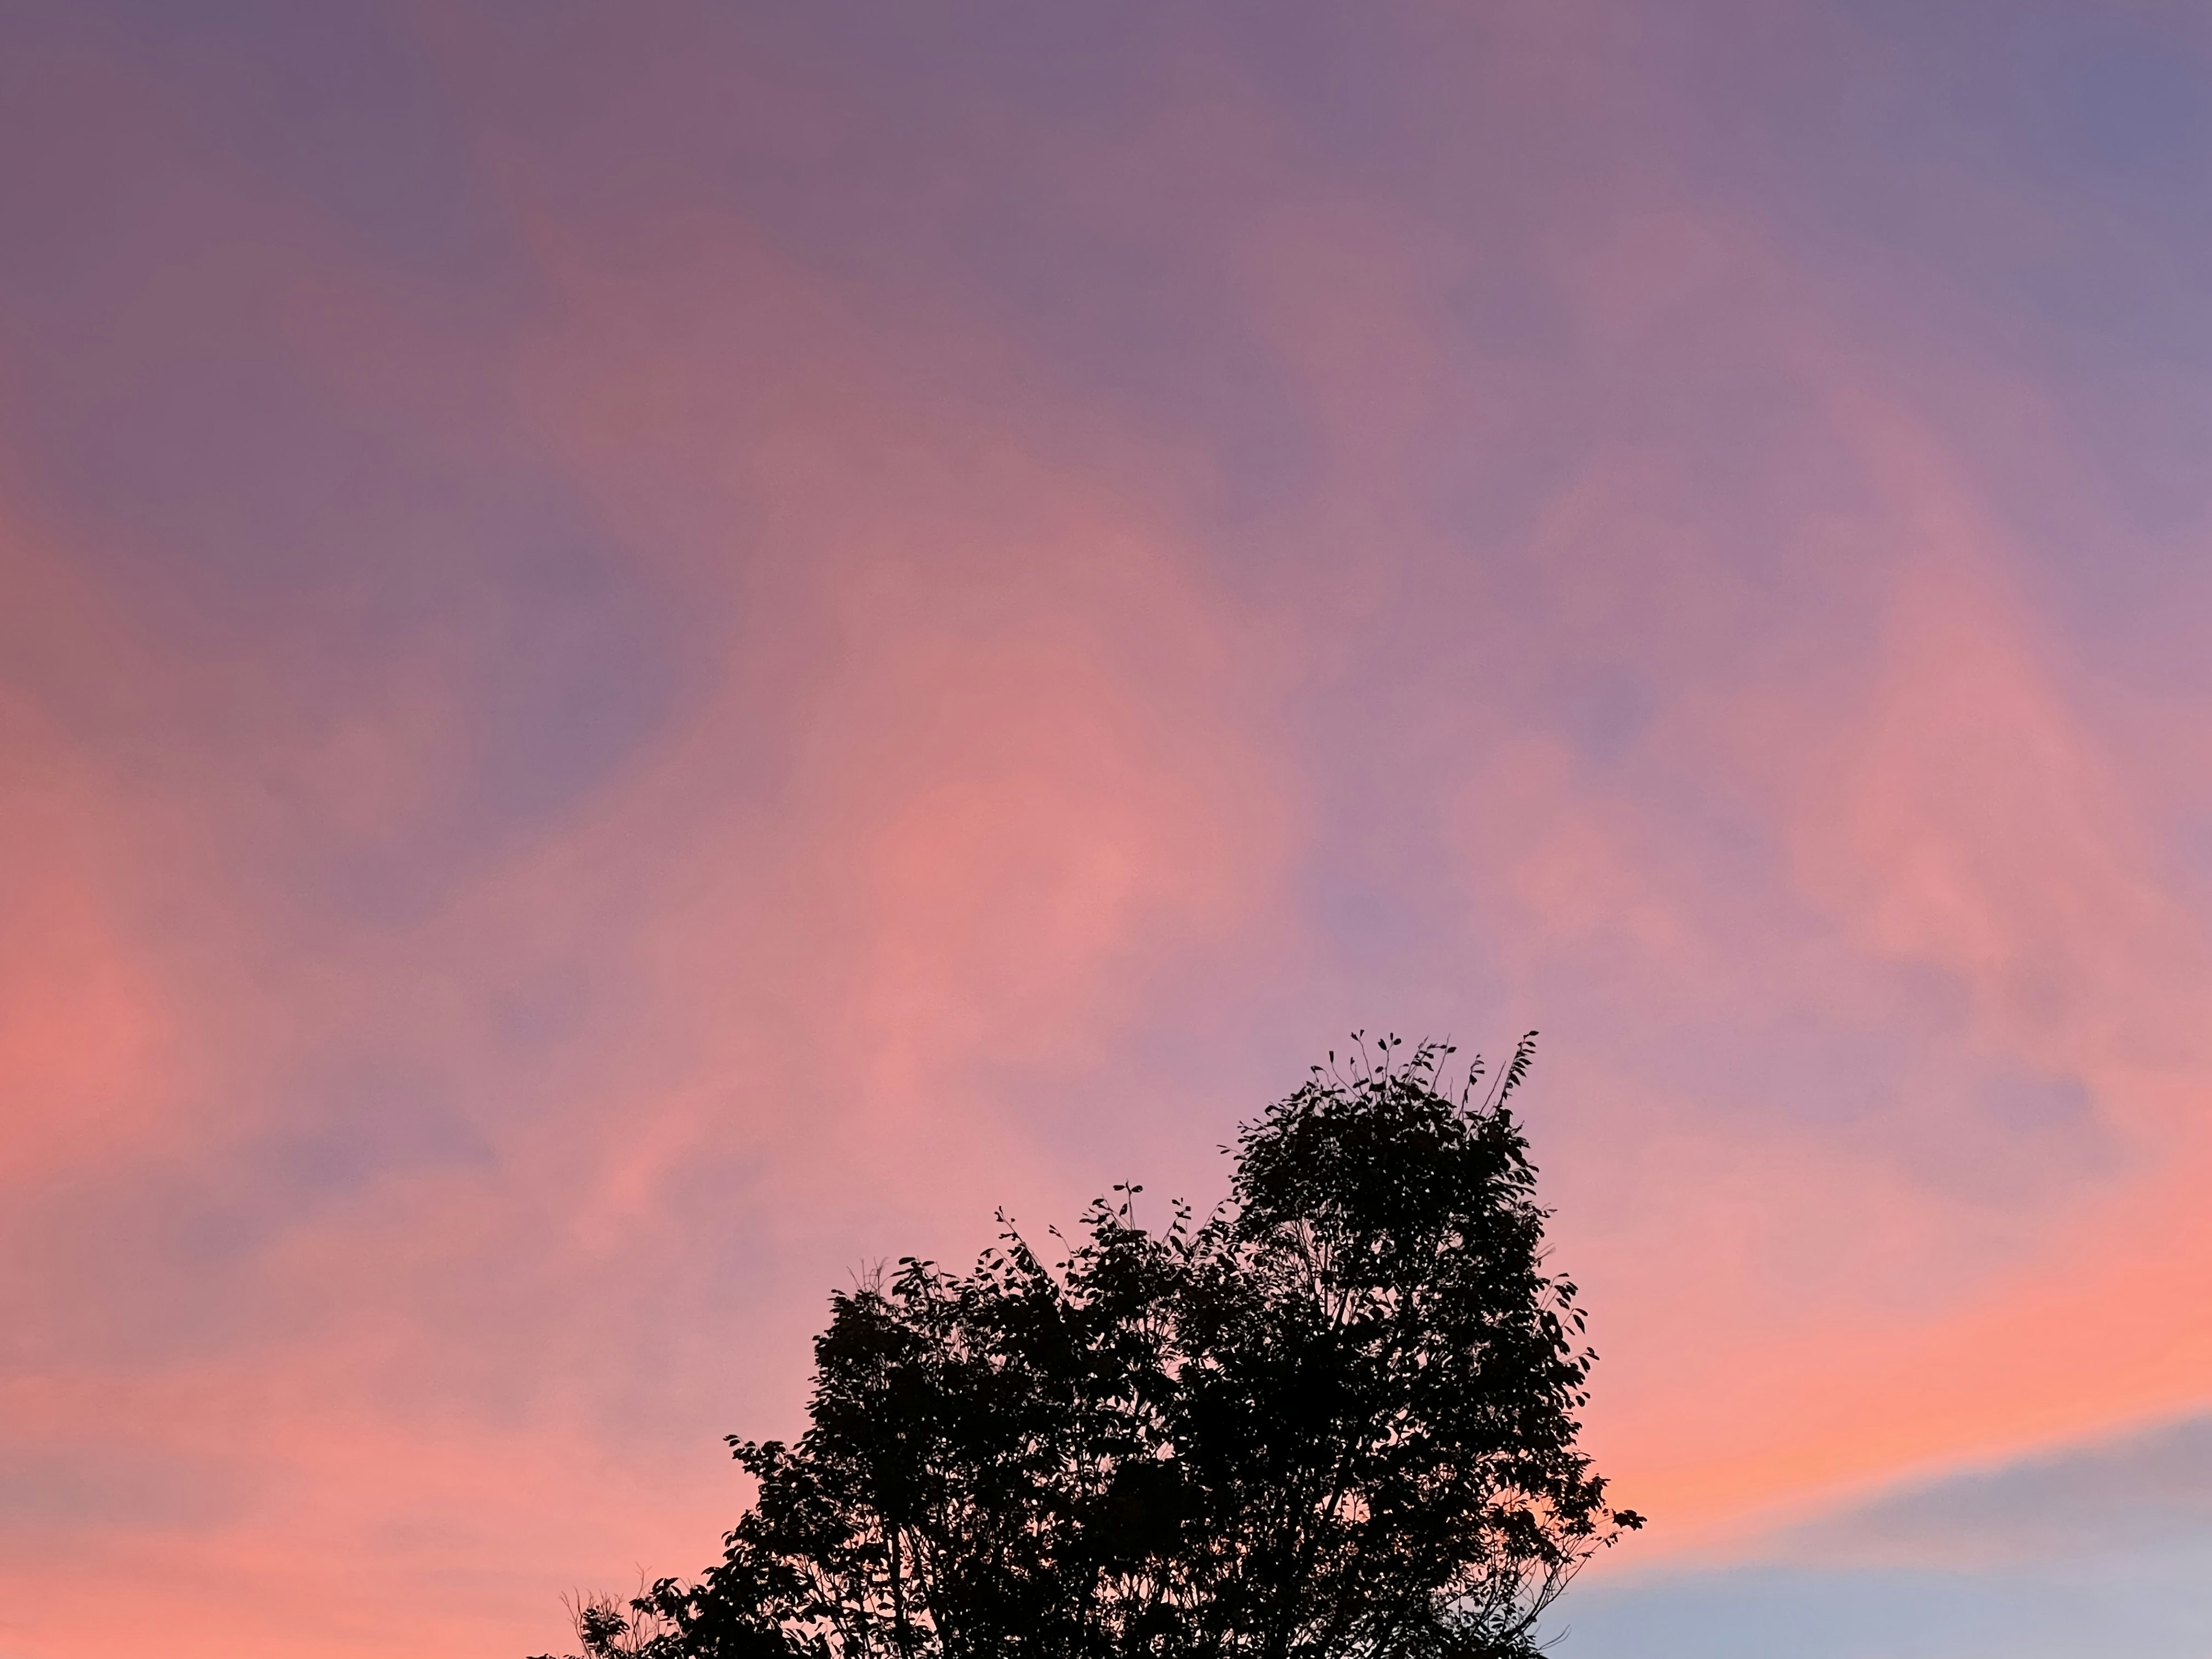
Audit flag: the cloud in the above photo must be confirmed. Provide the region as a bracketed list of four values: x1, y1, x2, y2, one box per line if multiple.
[1551, 1416, 2212, 1657]
[1785, 1412, 2212, 1567]
[7, 3, 2212, 1657]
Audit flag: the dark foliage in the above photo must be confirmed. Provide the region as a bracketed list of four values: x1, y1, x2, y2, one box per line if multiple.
[540, 1035, 1640, 1659]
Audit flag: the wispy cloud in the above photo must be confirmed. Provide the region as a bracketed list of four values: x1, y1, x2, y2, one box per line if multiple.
[6, 3, 2212, 1656]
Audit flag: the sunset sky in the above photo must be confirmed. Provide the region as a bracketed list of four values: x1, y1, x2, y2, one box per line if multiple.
[5, 3, 2212, 1655]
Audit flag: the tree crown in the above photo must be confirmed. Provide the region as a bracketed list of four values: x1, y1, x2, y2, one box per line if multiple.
[544, 1034, 1639, 1659]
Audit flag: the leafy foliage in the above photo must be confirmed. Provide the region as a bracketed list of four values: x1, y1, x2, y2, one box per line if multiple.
[540, 1035, 1640, 1659]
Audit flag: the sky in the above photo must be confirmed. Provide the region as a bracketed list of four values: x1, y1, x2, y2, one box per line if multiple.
[3, 2, 2212, 1654]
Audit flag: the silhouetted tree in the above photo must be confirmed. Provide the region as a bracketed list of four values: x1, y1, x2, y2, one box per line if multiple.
[539, 1034, 1639, 1659]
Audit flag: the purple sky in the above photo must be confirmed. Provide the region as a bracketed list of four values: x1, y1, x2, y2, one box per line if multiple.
[5, 4, 2212, 1654]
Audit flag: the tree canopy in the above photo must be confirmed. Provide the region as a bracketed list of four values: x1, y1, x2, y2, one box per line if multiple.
[543, 1033, 1640, 1659]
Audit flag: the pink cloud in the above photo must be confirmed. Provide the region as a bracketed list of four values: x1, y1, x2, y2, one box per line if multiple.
[9, 6, 2212, 1654]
